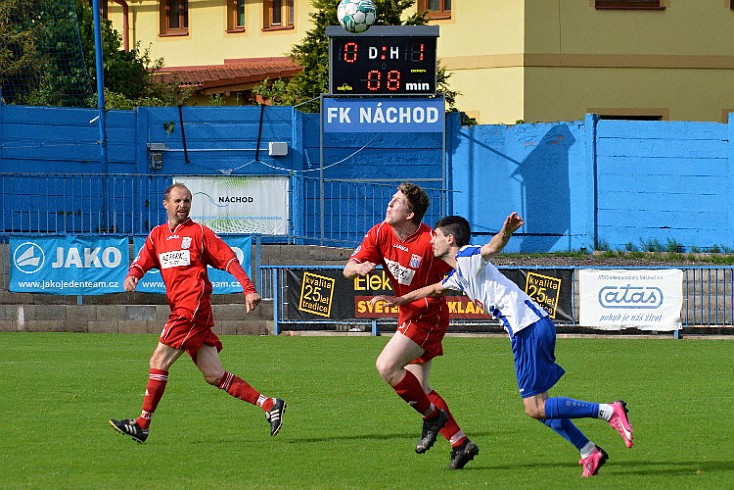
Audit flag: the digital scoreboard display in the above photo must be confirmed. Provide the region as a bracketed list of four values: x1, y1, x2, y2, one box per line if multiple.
[327, 26, 439, 96]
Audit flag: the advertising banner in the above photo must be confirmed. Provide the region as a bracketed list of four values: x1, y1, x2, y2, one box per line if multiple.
[133, 236, 252, 295]
[286, 267, 572, 322]
[502, 269, 574, 322]
[174, 176, 289, 235]
[579, 269, 683, 330]
[10, 236, 128, 295]
[322, 97, 445, 133]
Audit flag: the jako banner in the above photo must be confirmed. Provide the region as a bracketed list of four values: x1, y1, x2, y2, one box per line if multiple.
[10, 236, 128, 295]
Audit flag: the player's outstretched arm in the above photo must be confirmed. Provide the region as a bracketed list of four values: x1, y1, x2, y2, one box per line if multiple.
[370, 282, 447, 307]
[480, 212, 524, 258]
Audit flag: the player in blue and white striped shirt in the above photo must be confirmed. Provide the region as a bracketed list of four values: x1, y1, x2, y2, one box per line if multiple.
[371, 213, 634, 478]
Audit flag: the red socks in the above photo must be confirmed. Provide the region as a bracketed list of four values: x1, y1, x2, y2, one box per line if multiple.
[218, 372, 267, 408]
[428, 390, 466, 447]
[135, 370, 271, 430]
[392, 371, 433, 415]
[136, 369, 168, 429]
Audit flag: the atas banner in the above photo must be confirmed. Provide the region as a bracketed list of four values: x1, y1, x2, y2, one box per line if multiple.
[579, 269, 683, 331]
[133, 236, 252, 295]
[10, 236, 128, 295]
[174, 176, 289, 235]
[286, 267, 573, 323]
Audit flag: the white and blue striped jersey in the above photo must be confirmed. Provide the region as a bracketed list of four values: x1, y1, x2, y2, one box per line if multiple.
[441, 246, 548, 337]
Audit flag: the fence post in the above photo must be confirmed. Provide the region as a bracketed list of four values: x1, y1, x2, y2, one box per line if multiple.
[729, 113, 734, 254]
[584, 113, 600, 249]
[272, 269, 280, 336]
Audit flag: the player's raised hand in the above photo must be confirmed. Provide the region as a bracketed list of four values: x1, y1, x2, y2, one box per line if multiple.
[503, 212, 525, 235]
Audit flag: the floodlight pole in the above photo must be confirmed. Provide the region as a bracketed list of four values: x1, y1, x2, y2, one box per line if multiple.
[91, 0, 107, 170]
[92, 0, 111, 234]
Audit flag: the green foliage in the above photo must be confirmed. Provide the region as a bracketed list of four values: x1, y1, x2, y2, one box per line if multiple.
[208, 93, 226, 106]
[0, 0, 40, 103]
[1, 0, 189, 108]
[665, 238, 684, 253]
[594, 238, 611, 252]
[251, 78, 291, 105]
[0, 0, 92, 105]
[255, 0, 460, 112]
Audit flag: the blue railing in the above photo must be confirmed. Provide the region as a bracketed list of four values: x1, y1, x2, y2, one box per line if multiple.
[0, 172, 446, 247]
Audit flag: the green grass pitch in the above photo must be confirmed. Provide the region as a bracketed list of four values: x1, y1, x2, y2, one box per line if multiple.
[1, 332, 733, 489]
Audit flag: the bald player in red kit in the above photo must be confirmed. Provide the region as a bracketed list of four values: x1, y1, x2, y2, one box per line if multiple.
[343, 182, 479, 470]
[109, 183, 286, 443]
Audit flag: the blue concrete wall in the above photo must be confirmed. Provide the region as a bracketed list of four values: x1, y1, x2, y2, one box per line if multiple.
[452, 115, 733, 252]
[595, 119, 730, 251]
[452, 120, 592, 252]
[1, 104, 732, 252]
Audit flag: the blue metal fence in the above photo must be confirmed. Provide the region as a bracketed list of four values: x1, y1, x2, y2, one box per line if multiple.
[0, 173, 447, 247]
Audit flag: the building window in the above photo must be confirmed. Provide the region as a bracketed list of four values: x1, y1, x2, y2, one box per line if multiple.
[264, 0, 294, 30]
[227, 0, 246, 31]
[160, 0, 188, 35]
[595, 1, 665, 10]
[420, 0, 451, 20]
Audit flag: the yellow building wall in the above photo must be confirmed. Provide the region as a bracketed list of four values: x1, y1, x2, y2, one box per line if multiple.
[108, 1, 311, 66]
[521, 0, 734, 123]
[107, 0, 734, 123]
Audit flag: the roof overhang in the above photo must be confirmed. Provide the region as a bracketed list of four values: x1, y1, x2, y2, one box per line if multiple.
[154, 57, 302, 95]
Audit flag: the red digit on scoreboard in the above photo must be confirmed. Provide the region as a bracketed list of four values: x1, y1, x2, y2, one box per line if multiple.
[387, 70, 401, 91]
[367, 70, 381, 91]
[343, 42, 358, 63]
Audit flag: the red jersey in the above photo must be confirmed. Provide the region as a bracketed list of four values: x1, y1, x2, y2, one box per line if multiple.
[128, 218, 256, 319]
[349, 221, 452, 327]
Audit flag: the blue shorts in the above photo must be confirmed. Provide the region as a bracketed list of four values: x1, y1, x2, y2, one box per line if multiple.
[511, 316, 565, 398]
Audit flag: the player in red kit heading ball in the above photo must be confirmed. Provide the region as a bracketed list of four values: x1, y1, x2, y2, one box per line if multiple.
[343, 182, 478, 470]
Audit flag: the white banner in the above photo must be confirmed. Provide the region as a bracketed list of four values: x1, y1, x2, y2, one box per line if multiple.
[174, 176, 289, 235]
[579, 269, 682, 331]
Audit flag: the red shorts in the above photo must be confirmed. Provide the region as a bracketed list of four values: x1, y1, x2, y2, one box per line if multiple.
[397, 315, 449, 363]
[159, 307, 222, 359]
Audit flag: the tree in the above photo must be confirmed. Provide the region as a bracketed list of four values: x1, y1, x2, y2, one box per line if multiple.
[255, 0, 459, 113]
[0, 0, 189, 108]
[75, 0, 191, 108]
[0, 0, 91, 106]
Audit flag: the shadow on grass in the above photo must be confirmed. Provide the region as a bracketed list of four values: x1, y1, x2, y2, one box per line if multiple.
[286, 430, 503, 444]
[614, 460, 734, 476]
[464, 459, 734, 476]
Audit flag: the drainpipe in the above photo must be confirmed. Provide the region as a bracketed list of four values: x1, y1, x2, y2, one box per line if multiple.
[110, 0, 130, 51]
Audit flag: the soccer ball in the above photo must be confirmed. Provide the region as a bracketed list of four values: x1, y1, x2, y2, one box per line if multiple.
[337, 0, 377, 33]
